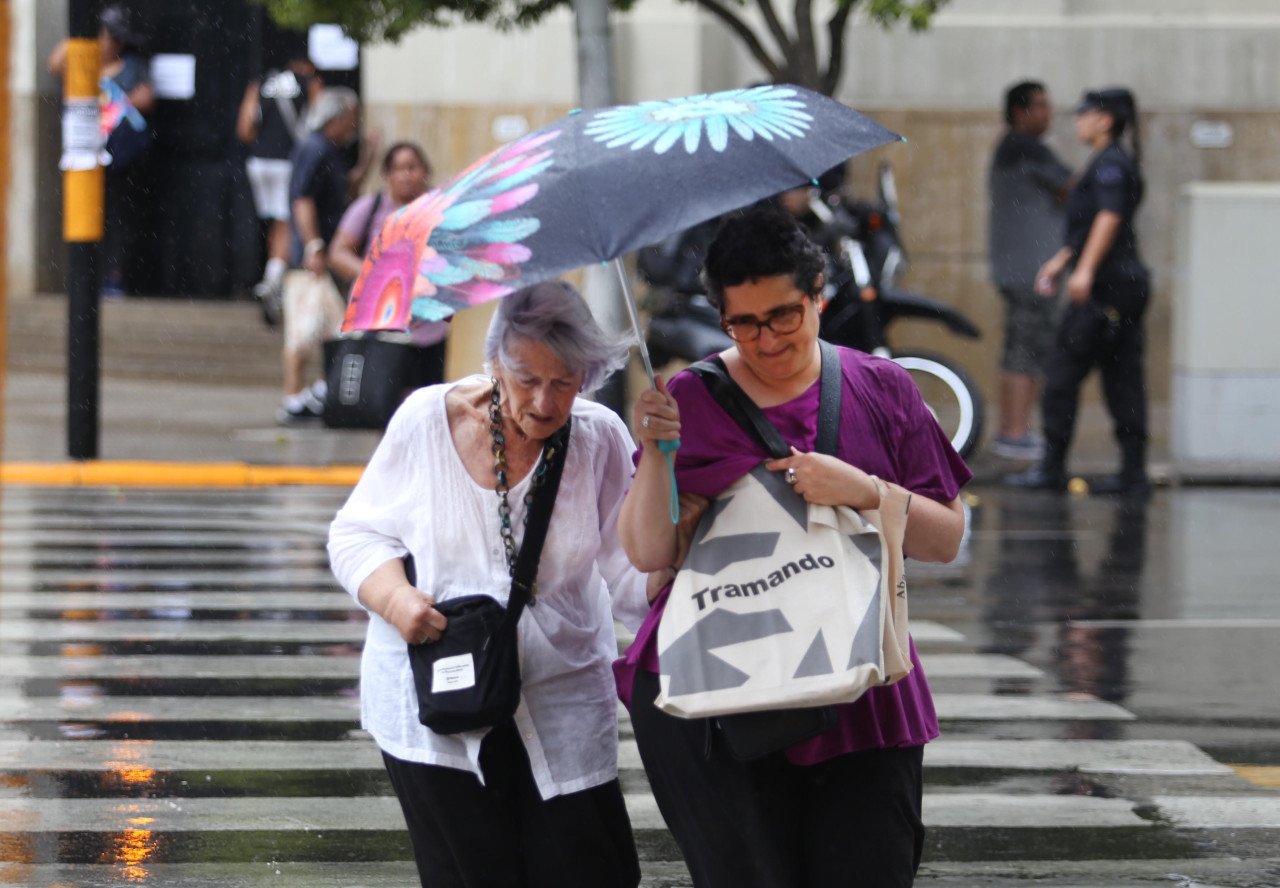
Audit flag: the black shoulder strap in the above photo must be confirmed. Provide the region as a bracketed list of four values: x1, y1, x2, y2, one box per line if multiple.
[505, 417, 572, 618]
[358, 192, 387, 258]
[815, 339, 841, 456]
[401, 418, 571, 623]
[689, 340, 842, 458]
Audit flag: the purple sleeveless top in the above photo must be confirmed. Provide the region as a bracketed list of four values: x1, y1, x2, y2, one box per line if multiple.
[614, 346, 972, 765]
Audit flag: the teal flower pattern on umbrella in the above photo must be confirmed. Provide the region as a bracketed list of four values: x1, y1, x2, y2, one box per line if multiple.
[585, 85, 813, 155]
[343, 84, 900, 339]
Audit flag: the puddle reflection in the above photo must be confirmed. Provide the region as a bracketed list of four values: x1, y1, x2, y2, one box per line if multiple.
[983, 494, 1151, 730]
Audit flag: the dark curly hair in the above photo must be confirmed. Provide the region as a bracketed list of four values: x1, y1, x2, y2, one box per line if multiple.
[702, 205, 826, 313]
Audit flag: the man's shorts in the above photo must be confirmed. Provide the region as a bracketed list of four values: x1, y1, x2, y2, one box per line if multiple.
[282, 270, 345, 355]
[999, 286, 1057, 375]
[245, 156, 293, 221]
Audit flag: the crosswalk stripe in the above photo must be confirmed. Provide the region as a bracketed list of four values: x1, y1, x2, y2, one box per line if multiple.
[6, 691, 1128, 724]
[0, 652, 1031, 682]
[0, 696, 360, 721]
[619, 738, 1234, 776]
[921, 794, 1148, 827]
[931, 693, 1134, 721]
[0, 592, 356, 611]
[923, 739, 1234, 774]
[0, 740, 381, 771]
[1, 793, 1167, 833]
[1151, 796, 1280, 828]
[0, 621, 368, 643]
[0, 569, 340, 585]
[0, 655, 360, 680]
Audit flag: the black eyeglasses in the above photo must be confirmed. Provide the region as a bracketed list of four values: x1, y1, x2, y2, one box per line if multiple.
[720, 300, 808, 342]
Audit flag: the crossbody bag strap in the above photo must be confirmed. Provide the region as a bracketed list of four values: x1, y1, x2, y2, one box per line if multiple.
[814, 340, 842, 456]
[504, 417, 572, 623]
[689, 340, 843, 458]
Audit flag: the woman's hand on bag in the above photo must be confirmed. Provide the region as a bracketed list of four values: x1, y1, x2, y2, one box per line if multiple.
[632, 374, 680, 448]
[385, 584, 449, 645]
[766, 447, 880, 510]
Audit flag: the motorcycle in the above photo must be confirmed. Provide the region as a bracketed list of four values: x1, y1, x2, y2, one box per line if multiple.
[639, 164, 986, 459]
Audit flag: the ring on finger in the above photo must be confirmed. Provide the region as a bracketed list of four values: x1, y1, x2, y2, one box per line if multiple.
[786, 467, 797, 485]
[642, 414, 651, 429]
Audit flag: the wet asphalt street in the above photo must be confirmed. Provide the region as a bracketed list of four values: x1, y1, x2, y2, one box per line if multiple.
[0, 482, 1277, 887]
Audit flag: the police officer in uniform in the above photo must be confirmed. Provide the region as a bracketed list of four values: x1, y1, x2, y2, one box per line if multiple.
[1007, 87, 1150, 495]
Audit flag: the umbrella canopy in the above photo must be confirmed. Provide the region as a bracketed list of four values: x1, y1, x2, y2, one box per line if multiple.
[342, 84, 900, 334]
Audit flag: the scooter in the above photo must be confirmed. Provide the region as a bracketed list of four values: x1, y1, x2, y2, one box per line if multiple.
[640, 164, 986, 458]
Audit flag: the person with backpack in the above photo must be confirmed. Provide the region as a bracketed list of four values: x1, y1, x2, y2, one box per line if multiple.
[236, 51, 322, 326]
[326, 142, 450, 420]
[48, 3, 155, 298]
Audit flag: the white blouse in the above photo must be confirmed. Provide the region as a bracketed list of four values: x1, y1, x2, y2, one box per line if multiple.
[328, 379, 649, 800]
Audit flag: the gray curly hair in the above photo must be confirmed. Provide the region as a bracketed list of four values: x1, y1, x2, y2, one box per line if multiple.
[484, 281, 631, 394]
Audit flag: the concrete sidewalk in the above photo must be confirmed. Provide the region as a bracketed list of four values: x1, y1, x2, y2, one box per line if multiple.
[1, 366, 1173, 482]
[2, 372, 380, 468]
[0, 291, 1216, 485]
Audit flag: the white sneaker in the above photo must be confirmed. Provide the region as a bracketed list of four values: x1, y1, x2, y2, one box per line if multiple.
[991, 433, 1046, 460]
[253, 279, 283, 329]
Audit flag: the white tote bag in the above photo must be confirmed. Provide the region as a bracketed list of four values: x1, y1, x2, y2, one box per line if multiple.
[655, 464, 912, 719]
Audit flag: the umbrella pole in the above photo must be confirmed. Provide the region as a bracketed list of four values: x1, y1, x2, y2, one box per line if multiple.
[612, 259, 657, 388]
[612, 258, 680, 524]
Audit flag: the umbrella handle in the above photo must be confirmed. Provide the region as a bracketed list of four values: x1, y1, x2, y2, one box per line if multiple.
[614, 258, 681, 523]
[658, 440, 680, 524]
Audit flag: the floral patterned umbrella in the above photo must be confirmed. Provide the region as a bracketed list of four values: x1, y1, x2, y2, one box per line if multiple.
[342, 84, 900, 337]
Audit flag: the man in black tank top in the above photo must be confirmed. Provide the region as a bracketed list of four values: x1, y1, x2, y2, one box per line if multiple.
[236, 54, 322, 327]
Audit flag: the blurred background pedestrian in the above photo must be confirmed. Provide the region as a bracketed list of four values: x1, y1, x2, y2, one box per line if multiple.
[988, 80, 1073, 461]
[1008, 87, 1150, 495]
[236, 50, 322, 327]
[327, 141, 450, 417]
[276, 86, 361, 425]
[47, 3, 155, 299]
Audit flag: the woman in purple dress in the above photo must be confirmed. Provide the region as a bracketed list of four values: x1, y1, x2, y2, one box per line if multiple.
[617, 206, 971, 887]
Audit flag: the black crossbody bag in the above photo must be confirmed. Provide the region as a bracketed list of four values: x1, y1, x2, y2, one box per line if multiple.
[686, 340, 842, 761]
[406, 419, 570, 735]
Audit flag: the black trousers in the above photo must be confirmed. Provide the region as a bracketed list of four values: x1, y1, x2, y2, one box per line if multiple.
[381, 723, 640, 888]
[1041, 279, 1150, 478]
[630, 670, 926, 888]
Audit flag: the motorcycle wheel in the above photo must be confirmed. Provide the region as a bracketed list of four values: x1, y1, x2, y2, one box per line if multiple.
[891, 351, 985, 459]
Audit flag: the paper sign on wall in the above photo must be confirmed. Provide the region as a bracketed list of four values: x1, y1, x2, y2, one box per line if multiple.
[309, 24, 359, 71]
[151, 54, 196, 100]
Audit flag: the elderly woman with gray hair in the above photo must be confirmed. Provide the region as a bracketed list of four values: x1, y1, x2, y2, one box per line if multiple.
[329, 280, 647, 887]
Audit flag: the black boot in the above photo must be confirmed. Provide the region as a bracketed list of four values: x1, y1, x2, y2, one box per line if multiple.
[1093, 440, 1150, 496]
[1004, 462, 1068, 491]
[1090, 473, 1150, 496]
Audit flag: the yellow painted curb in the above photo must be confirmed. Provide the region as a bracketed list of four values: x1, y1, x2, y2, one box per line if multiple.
[0, 462, 365, 488]
[1231, 765, 1280, 787]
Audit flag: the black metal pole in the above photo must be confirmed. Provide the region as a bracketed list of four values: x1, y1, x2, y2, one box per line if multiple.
[65, 0, 103, 459]
[67, 244, 99, 459]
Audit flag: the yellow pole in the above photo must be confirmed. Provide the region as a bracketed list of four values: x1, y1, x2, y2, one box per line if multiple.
[62, 36, 103, 241]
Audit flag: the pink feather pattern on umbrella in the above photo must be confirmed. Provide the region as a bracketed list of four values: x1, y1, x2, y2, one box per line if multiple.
[342, 130, 560, 332]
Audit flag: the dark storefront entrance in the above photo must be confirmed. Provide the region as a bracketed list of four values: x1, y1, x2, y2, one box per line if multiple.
[39, 1, 360, 298]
